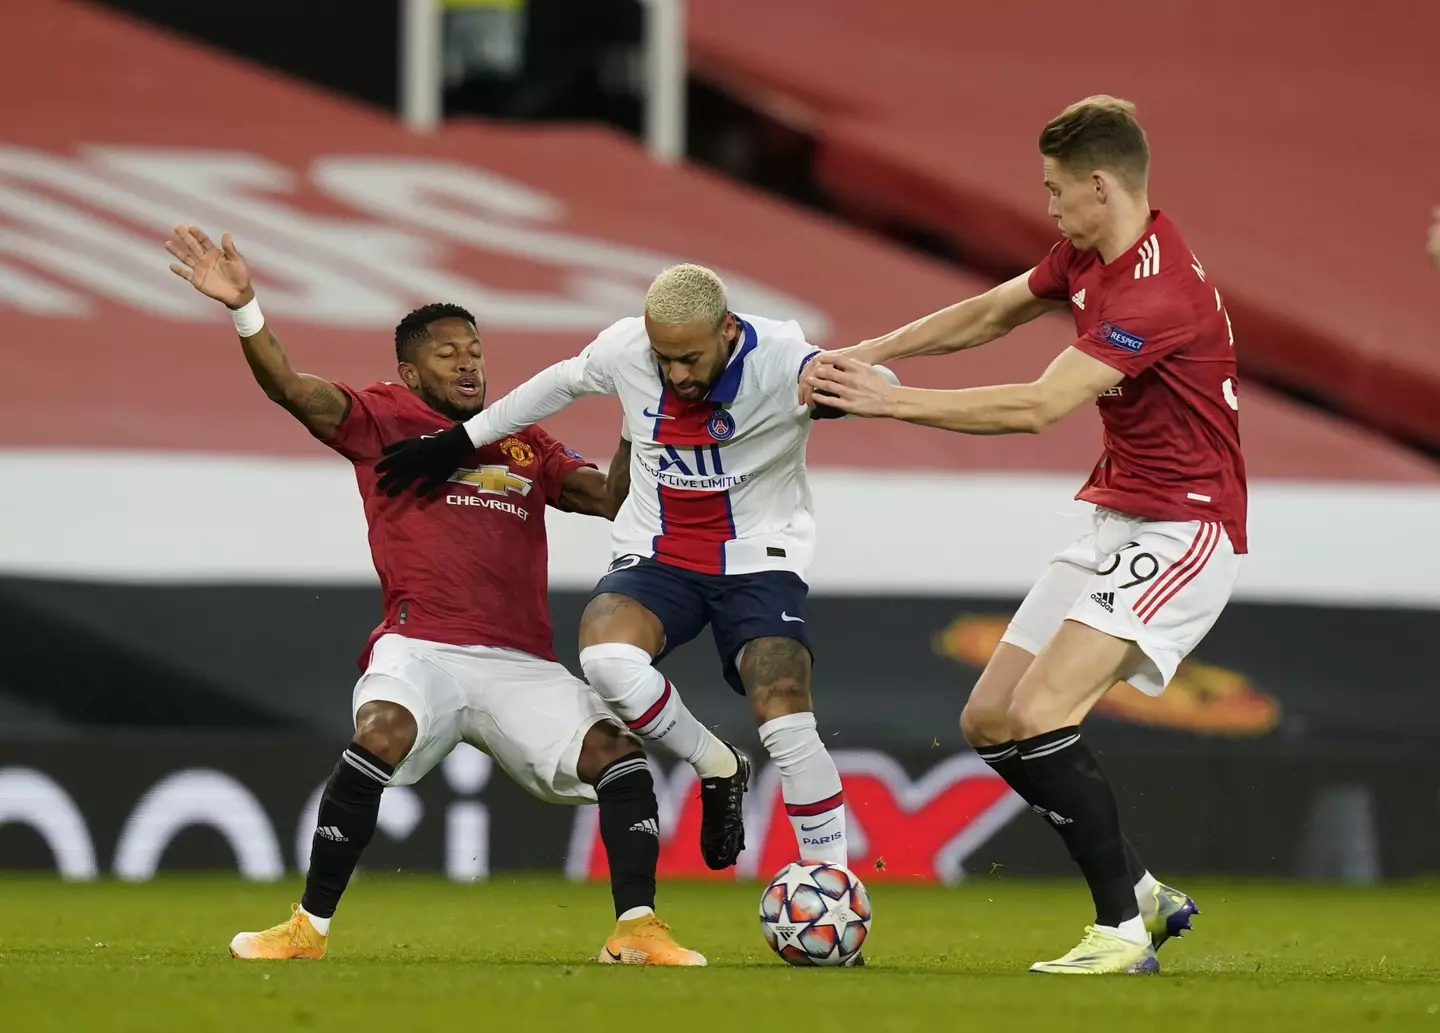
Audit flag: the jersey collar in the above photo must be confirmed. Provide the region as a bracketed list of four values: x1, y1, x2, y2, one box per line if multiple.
[1100, 210, 1168, 280]
[705, 317, 757, 405]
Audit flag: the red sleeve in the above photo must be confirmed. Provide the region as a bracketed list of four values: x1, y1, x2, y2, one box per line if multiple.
[526, 425, 597, 507]
[1075, 294, 1195, 376]
[1027, 241, 1074, 301]
[324, 383, 392, 463]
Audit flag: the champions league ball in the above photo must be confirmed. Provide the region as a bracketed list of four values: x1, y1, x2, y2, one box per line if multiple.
[759, 862, 871, 966]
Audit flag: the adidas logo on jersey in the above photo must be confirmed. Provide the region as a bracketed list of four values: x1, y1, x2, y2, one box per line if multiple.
[629, 818, 660, 838]
[316, 825, 348, 843]
[1133, 233, 1161, 279]
[1090, 591, 1115, 613]
[1070, 288, 1086, 309]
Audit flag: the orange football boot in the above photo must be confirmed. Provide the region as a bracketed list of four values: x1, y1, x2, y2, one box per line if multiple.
[598, 914, 706, 966]
[229, 904, 328, 960]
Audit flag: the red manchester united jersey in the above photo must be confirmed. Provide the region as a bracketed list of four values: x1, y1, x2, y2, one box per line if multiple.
[1028, 211, 1248, 553]
[325, 381, 592, 666]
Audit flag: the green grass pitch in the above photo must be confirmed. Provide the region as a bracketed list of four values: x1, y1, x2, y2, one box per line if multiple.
[1, 875, 1437, 1032]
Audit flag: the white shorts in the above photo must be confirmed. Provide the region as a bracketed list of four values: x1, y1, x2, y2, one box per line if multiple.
[1000, 508, 1242, 696]
[352, 634, 617, 804]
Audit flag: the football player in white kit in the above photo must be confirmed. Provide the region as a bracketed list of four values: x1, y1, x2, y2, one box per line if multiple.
[377, 265, 894, 889]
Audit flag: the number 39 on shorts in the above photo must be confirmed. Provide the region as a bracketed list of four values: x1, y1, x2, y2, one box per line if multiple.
[1096, 542, 1160, 591]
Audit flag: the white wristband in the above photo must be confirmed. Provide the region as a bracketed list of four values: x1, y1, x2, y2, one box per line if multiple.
[231, 297, 264, 337]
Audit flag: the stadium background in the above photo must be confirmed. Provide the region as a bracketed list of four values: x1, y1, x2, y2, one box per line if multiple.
[2, 0, 1439, 895]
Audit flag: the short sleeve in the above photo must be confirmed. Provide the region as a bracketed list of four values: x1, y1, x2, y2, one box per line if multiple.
[324, 383, 393, 463]
[1027, 242, 1074, 301]
[752, 319, 821, 412]
[1075, 299, 1195, 376]
[527, 425, 597, 507]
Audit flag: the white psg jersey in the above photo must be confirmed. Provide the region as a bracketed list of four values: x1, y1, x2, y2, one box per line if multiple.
[459, 313, 821, 579]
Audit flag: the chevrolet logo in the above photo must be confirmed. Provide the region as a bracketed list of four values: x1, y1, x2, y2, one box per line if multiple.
[448, 466, 533, 496]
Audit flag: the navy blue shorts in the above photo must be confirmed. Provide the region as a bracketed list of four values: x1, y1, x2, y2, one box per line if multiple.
[590, 555, 811, 694]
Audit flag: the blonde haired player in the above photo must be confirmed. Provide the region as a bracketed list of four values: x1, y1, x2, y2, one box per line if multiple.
[377, 265, 896, 916]
[805, 96, 1244, 975]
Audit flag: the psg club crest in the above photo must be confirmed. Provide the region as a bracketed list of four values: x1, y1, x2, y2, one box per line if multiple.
[707, 408, 737, 441]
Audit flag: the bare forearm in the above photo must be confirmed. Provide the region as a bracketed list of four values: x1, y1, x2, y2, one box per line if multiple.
[240, 325, 348, 438]
[240, 324, 305, 403]
[852, 295, 1012, 363]
[606, 438, 632, 514]
[886, 383, 1046, 435]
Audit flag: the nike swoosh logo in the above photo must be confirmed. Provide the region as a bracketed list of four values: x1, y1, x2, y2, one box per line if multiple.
[781, 612, 805, 623]
[605, 948, 623, 961]
[641, 408, 674, 420]
[800, 817, 836, 832]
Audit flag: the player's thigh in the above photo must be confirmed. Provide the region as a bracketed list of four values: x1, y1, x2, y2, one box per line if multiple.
[705, 570, 813, 712]
[352, 634, 465, 787]
[1009, 619, 1146, 738]
[581, 555, 709, 659]
[970, 557, 1094, 740]
[459, 647, 619, 805]
[1064, 518, 1241, 698]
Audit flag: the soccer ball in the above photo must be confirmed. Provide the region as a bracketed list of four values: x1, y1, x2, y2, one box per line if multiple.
[759, 862, 871, 966]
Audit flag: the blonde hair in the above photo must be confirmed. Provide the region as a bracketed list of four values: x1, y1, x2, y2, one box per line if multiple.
[1038, 95, 1150, 191]
[644, 264, 728, 328]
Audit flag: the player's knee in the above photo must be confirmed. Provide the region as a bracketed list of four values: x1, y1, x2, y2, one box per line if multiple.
[353, 700, 419, 768]
[579, 593, 665, 655]
[959, 698, 1011, 748]
[578, 641, 654, 706]
[576, 720, 643, 784]
[739, 638, 813, 723]
[1004, 688, 1061, 742]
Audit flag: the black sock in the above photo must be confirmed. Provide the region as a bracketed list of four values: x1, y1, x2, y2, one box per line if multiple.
[977, 741, 1148, 886]
[594, 753, 659, 919]
[300, 742, 393, 920]
[1008, 729, 1138, 927]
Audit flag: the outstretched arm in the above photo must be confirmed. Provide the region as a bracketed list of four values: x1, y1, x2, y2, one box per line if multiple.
[376, 336, 616, 498]
[845, 272, 1062, 364]
[236, 324, 350, 440]
[458, 355, 595, 448]
[165, 226, 349, 441]
[809, 347, 1122, 435]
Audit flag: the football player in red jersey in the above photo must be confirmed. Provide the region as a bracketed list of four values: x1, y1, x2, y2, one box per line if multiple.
[165, 226, 705, 966]
[805, 96, 1246, 975]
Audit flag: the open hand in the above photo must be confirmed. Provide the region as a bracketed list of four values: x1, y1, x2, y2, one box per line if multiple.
[807, 354, 898, 418]
[166, 225, 253, 308]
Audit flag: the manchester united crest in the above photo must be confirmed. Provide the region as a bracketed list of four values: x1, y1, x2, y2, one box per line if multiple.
[498, 436, 536, 466]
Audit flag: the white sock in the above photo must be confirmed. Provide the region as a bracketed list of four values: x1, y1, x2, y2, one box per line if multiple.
[1101, 914, 1149, 947]
[1135, 870, 1158, 901]
[580, 643, 736, 778]
[758, 711, 847, 866]
[617, 906, 654, 922]
[299, 906, 331, 936]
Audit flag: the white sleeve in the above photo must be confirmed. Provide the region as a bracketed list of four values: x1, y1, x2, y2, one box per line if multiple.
[462, 337, 617, 447]
[753, 322, 900, 418]
[754, 320, 824, 415]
